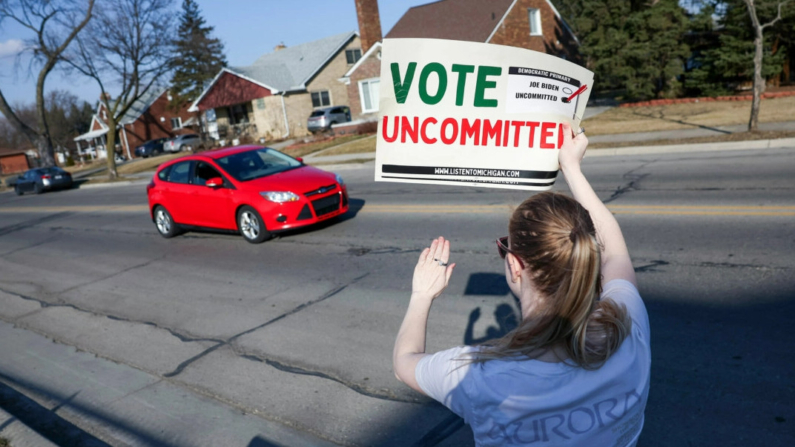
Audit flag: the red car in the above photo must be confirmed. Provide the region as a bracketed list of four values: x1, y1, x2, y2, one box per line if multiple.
[147, 145, 349, 243]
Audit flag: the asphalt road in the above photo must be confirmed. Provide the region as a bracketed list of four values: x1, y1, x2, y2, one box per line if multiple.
[0, 146, 793, 446]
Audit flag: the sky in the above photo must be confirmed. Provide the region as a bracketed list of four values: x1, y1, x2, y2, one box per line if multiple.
[0, 0, 429, 107]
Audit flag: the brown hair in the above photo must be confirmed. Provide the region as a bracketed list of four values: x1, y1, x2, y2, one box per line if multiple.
[475, 192, 631, 370]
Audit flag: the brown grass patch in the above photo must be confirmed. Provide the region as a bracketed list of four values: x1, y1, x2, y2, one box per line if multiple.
[281, 134, 370, 158]
[314, 135, 376, 156]
[116, 153, 188, 175]
[584, 96, 795, 135]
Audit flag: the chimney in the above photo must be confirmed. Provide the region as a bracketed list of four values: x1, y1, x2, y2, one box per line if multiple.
[274, 42, 287, 52]
[354, 0, 382, 54]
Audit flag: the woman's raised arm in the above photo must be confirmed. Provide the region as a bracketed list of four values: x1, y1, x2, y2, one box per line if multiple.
[558, 123, 637, 287]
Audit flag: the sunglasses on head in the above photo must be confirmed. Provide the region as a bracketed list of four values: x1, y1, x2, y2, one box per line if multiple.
[496, 236, 525, 270]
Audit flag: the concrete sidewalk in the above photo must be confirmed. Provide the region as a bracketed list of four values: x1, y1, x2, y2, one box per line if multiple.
[0, 320, 340, 447]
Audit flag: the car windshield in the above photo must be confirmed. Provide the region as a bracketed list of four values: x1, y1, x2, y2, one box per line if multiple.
[216, 148, 302, 181]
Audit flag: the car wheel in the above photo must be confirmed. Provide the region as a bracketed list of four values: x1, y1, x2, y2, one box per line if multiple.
[237, 206, 270, 244]
[153, 206, 180, 238]
[14, 185, 23, 196]
[33, 183, 43, 194]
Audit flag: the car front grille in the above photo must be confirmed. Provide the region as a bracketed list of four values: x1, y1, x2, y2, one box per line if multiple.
[311, 193, 341, 217]
[304, 184, 337, 197]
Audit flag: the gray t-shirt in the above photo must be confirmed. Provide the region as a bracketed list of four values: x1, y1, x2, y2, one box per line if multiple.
[416, 279, 651, 447]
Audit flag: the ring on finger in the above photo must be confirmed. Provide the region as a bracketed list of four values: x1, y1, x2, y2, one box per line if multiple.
[434, 258, 449, 267]
[576, 127, 585, 135]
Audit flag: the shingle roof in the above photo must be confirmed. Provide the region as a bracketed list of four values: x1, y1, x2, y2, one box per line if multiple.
[386, 0, 514, 42]
[119, 88, 166, 125]
[233, 31, 357, 92]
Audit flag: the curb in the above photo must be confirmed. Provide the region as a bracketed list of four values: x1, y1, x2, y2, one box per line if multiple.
[305, 137, 795, 166]
[586, 137, 795, 157]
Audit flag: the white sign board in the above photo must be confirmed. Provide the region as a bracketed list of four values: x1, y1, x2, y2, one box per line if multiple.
[375, 39, 594, 190]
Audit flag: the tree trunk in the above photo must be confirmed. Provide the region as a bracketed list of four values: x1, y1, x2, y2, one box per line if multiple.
[749, 29, 765, 132]
[105, 116, 118, 180]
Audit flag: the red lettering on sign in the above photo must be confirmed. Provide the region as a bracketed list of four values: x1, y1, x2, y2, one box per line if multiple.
[461, 118, 481, 146]
[511, 121, 525, 147]
[540, 122, 556, 149]
[382, 116, 398, 143]
[420, 117, 438, 144]
[558, 123, 565, 149]
[440, 118, 458, 145]
[526, 121, 540, 148]
[401, 116, 419, 143]
[502, 120, 510, 147]
[482, 119, 502, 147]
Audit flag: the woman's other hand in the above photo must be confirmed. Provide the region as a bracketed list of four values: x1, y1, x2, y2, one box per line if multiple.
[559, 122, 589, 173]
[412, 236, 456, 301]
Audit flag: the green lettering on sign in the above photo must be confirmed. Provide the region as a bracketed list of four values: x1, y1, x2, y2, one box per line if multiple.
[419, 63, 448, 105]
[474, 66, 501, 108]
[451, 64, 475, 106]
[391, 62, 417, 104]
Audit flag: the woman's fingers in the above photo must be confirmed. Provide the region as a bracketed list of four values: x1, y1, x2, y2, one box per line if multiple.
[418, 247, 430, 264]
[441, 238, 450, 263]
[445, 263, 456, 285]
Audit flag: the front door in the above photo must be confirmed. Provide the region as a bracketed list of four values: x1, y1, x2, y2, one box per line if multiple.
[162, 160, 194, 224]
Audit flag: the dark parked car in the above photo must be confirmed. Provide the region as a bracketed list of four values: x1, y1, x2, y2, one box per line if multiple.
[307, 106, 351, 132]
[134, 138, 168, 158]
[14, 167, 73, 195]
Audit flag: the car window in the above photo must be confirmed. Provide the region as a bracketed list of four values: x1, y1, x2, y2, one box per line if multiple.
[310, 110, 324, 117]
[158, 165, 172, 180]
[216, 148, 301, 182]
[193, 162, 222, 186]
[167, 161, 191, 184]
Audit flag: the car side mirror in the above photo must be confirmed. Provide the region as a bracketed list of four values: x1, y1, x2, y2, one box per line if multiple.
[206, 177, 223, 188]
[296, 157, 304, 163]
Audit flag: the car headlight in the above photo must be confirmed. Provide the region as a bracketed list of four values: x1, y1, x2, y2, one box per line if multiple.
[260, 191, 300, 203]
[335, 173, 345, 186]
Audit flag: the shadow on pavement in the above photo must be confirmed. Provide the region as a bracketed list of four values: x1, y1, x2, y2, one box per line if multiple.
[358, 276, 795, 446]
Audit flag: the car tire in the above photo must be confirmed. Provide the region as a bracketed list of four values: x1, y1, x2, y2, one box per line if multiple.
[14, 185, 22, 196]
[33, 183, 43, 194]
[153, 206, 180, 238]
[237, 206, 270, 244]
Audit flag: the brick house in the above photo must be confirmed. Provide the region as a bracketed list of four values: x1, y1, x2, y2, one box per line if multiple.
[341, 0, 581, 121]
[74, 89, 198, 160]
[189, 31, 363, 141]
[0, 148, 33, 175]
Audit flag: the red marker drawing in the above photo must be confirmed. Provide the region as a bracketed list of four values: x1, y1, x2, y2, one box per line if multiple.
[562, 85, 588, 103]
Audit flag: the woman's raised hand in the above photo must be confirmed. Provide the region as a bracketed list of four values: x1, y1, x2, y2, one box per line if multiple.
[412, 236, 456, 301]
[559, 122, 589, 173]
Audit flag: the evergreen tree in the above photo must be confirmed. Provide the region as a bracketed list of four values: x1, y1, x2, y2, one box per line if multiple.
[169, 0, 227, 108]
[686, 0, 788, 96]
[573, 0, 690, 100]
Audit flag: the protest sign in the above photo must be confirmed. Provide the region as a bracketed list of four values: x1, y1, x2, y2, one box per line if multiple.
[375, 38, 594, 190]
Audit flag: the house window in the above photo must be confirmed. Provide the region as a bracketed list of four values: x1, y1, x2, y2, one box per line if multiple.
[346, 49, 362, 64]
[311, 91, 331, 108]
[256, 98, 266, 110]
[170, 117, 182, 130]
[228, 104, 250, 125]
[358, 78, 380, 113]
[528, 9, 542, 36]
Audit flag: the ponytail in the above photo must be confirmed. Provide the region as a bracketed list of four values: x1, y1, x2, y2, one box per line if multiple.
[471, 192, 631, 369]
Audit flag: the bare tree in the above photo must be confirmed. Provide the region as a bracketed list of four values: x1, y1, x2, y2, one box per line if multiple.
[65, 0, 174, 179]
[742, 0, 790, 131]
[0, 0, 94, 166]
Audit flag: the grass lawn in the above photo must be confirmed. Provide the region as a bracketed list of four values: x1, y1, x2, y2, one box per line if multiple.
[116, 153, 187, 175]
[280, 134, 369, 158]
[314, 135, 376, 157]
[584, 96, 795, 135]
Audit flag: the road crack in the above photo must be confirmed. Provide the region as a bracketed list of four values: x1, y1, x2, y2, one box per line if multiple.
[163, 273, 370, 378]
[603, 161, 656, 204]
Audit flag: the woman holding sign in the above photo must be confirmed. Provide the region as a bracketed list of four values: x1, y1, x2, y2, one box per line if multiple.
[393, 124, 650, 446]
